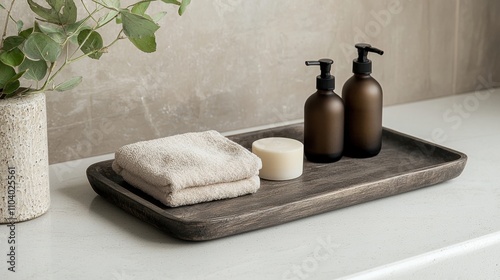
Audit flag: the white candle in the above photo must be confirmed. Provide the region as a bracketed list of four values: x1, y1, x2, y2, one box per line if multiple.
[251, 137, 304, 181]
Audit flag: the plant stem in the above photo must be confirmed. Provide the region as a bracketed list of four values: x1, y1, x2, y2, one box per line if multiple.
[1, 0, 16, 49]
[81, 0, 99, 24]
[38, 62, 57, 92]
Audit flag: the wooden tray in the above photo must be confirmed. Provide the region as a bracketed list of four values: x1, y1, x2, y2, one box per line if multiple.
[87, 124, 467, 241]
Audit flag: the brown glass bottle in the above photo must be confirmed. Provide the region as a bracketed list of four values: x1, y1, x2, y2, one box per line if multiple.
[342, 74, 382, 157]
[342, 44, 384, 158]
[304, 59, 344, 163]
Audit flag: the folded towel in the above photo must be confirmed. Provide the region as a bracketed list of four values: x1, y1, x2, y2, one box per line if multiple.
[112, 130, 262, 207]
[119, 169, 260, 207]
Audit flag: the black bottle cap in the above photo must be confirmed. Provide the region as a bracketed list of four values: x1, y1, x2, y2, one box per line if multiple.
[305, 59, 335, 90]
[353, 43, 384, 74]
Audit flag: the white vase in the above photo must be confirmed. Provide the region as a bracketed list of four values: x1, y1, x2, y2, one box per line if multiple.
[0, 93, 50, 223]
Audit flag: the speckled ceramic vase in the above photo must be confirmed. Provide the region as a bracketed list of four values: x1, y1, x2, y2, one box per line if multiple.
[0, 93, 50, 223]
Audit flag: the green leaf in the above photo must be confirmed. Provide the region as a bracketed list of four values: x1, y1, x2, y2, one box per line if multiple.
[160, 0, 188, 15]
[0, 48, 25, 67]
[23, 32, 62, 62]
[131, 2, 150, 15]
[98, 10, 119, 27]
[99, 0, 120, 9]
[120, 10, 159, 39]
[47, 32, 65, 44]
[16, 20, 24, 33]
[37, 21, 66, 44]
[33, 22, 42, 33]
[151, 11, 168, 23]
[19, 28, 34, 39]
[0, 62, 16, 89]
[54, 76, 82, 91]
[65, 20, 89, 35]
[37, 21, 63, 34]
[115, 14, 122, 24]
[77, 30, 104, 59]
[2, 36, 25, 51]
[27, 0, 58, 23]
[0, 3, 5, 9]
[100, 0, 122, 23]
[27, 0, 77, 25]
[2, 80, 21, 96]
[179, 0, 190, 15]
[161, 0, 181, 5]
[7, 71, 26, 83]
[2, 71, 25, 95]
[128, 35, 156, 53]
[19, 58, 48, 81]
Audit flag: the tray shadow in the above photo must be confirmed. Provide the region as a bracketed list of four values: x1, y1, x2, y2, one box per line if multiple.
[56, 181, 186, 244]
[89, 195, 187, 244]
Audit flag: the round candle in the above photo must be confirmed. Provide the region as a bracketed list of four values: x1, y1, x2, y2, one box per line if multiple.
[252, 137, 304, 181]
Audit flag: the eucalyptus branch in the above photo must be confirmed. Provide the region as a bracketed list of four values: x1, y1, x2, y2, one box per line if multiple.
[69, 29, 124, 63]
[1, 0, 16, 48]
[1, 0, 189, 98]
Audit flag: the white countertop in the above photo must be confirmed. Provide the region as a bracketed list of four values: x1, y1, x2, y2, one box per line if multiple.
[2, 89, 499, 280]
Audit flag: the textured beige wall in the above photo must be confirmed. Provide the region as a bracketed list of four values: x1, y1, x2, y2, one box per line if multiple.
[14, 0, 500, 163]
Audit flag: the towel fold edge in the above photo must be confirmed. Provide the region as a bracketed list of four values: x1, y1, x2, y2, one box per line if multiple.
[119, 169, 260, 207]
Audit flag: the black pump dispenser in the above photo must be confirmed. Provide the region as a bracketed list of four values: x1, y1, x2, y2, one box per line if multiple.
[342, 43, 384, 158]
[304, 58, 344, 163]
[305, 59, 335, 90]
[353, 43, 384, 74]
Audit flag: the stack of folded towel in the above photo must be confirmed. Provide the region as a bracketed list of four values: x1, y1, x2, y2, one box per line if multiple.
[111, 130, 262, 207]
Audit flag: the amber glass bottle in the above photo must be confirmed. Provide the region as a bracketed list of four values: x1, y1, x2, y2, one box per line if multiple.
[342, 44, 384, 158]
[304, 59, 344, 163]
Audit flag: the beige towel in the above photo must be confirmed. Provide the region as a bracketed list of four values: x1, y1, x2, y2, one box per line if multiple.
[112, 130, 262, 207]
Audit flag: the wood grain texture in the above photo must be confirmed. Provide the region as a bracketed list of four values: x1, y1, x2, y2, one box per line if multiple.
[86, 124, 467, 241]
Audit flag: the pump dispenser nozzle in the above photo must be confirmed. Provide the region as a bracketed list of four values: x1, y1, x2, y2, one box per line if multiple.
[353, 43, 383, 74]
[305, 59, 335, 90]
